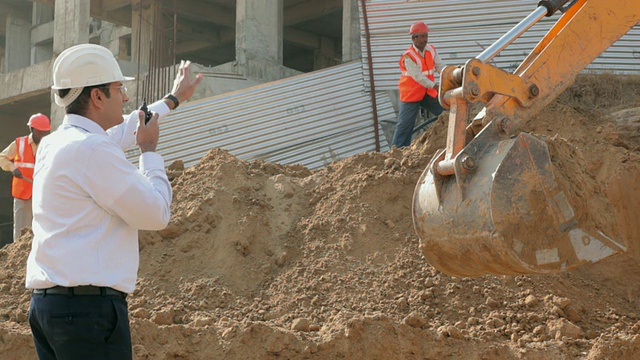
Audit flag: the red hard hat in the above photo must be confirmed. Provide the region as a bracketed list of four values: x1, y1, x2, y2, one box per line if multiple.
[27, 113, 51, 131]
[409, 21, 430, 35]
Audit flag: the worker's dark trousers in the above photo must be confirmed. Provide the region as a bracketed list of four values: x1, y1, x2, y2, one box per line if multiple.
[392, 95, 444, 148]
[28, 293, 132, 360]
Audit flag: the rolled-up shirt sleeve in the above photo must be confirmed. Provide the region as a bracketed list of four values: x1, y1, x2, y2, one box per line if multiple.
[107, 100, 172, 151]
[433, 49, 444, 74]
[0, 141, 17, 172]
[405, 57, 436, 89]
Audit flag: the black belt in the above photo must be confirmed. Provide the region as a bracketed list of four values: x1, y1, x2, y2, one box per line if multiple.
[32, 285, 127, 299]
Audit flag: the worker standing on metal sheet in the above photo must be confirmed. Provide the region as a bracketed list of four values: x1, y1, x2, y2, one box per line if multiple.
[391, 21, 445, 148]
[26, 43, 202, 359]
[0, 113, 51, 246]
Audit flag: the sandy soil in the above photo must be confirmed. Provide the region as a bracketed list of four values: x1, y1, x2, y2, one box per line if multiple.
[0, 74, 639, 359]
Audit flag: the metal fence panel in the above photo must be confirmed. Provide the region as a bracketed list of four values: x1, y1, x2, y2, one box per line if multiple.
[126, 61, 394, 169]
[359, 0, 640, 91]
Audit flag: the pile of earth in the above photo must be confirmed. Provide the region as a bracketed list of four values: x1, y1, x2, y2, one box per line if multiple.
[0, 74, 639, 359]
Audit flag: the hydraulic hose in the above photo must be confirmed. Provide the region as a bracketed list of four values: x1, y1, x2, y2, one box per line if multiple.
[538, 0, 571, 16]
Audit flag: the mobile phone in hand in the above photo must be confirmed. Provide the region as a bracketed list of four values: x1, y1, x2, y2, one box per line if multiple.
[139, 100, 152, 124]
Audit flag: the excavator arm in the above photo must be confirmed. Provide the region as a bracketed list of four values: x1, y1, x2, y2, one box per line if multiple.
[485, 0, 640, 132]
[412, 0, 640, 277]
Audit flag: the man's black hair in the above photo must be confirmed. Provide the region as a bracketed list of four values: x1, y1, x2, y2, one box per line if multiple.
[58, 85, 112, 116]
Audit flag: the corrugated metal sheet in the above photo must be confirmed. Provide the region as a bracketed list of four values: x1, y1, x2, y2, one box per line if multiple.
[359, 0, 640, 91]
[126, 61, 394, 169]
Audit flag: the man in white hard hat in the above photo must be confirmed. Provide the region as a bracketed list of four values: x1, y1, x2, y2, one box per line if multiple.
[0, 113, 50, 246]
[391, 21, 445, 148]
[26, 43, 202, 359]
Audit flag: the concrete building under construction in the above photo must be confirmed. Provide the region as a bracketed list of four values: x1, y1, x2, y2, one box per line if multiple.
[0, 0, 363, 245]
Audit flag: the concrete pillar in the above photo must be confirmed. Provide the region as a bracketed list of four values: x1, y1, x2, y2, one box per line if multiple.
[342, 0, 361, 62]
[131, 0, 160, 65]
[49, 101, 67, 131]
[314, 37, 338, 69]
[97, 22, 132, 60]
[236, 0, 283, 79]
[32, 3, 55, 65]
[4, 10, 31, 73]
[53, 0, 90, 54]
[51, 0, 90, 129]
[33, 2, 54, 26]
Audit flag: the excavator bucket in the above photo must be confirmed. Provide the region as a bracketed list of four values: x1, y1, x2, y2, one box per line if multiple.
[409, 0, 640, 277]
[412, 123, 625, 277]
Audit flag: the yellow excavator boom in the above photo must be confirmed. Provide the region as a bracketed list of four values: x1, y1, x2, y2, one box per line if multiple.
[413, 0, 640, 277]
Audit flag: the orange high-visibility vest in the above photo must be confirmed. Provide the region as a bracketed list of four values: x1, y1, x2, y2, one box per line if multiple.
[12, 136, 35, 200]
[398, 45, 438, 102]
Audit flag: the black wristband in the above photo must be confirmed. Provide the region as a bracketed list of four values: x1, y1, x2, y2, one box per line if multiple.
[163, 93, 180, 109]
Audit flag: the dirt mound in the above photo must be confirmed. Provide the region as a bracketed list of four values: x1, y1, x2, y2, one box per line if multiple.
[1, 74, 640, 359]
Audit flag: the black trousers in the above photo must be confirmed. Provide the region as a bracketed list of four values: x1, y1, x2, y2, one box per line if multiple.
[29, 292, 132, 360]
[392, 94, 445, 148]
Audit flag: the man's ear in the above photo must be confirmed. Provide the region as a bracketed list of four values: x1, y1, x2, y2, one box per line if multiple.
[90, 88, 104, 109]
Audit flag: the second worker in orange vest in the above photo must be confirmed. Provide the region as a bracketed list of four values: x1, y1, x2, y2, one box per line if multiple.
[0, 113, 51, 246]
[391, 21, 445, 148]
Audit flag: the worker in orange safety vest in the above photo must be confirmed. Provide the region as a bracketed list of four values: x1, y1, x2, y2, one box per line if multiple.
[391, 21, 446, 148]
[0, 113, 51, 245]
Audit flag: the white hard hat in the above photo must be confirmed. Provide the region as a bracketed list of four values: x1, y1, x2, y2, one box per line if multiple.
[52, 44, 134, 107]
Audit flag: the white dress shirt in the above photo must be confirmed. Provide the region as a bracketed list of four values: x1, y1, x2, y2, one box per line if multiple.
[26, 100, 173, 293]
[404, 44, 444, 89]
